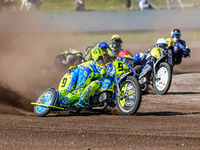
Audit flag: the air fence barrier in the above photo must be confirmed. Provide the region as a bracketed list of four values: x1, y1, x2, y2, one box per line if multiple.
[1, 9, 200, 33]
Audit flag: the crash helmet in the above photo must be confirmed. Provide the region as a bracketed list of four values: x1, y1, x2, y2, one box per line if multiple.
[97, 41, 110, 53]
[117, 50, 133, 58]
[91, 47, 104, 63]
[117, 51, 134, 66]
[171, 29, 181, 43]
[133, 53, 145, 64]
[156, 38, 168, 50]
[110, 34, 123, 50]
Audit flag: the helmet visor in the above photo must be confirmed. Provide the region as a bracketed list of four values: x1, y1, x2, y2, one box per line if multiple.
[111, 40, 121, 49]
[173, 34, 180, 39]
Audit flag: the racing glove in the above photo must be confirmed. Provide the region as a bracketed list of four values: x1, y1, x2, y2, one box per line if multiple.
[100, 68, 106, 76]
[182, 47, 190, 58]
[186, 47, 190, 57]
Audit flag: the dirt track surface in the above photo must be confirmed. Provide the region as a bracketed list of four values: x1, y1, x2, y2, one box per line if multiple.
[0, 15, 200, 150]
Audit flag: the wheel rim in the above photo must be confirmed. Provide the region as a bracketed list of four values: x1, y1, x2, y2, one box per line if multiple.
[155, 67, 169, 91]
[119, 81, 137, 112]
[35, 91, 53, 113]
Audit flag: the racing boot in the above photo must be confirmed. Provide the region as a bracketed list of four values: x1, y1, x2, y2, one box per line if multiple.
[75, 80, 101, 108]
[58, 90, 81, 106]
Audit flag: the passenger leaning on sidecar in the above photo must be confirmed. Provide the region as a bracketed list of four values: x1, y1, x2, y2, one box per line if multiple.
[55, 49, 85, 69]
[58, 47, 105, 107]
[166, 29, 190, 65]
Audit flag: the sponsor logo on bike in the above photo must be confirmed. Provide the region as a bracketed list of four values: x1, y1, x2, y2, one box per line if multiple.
[125, 100, 134, 106]
[129, 95, 135, 99]
[128, 90, 135, 95]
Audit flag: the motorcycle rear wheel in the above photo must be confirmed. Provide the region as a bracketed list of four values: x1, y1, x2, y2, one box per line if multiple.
[34, 88, 57, 117]
[116, 76, 141, 115]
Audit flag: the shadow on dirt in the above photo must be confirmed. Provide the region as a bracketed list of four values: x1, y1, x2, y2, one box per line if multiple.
[39, 109, 120, 117]
[173, 71, 200, 75]
[167, 92, 200, 95]
[136, 111, 200, 116]
[36, 111, 200, 117]
[47, 113, 102, 117]
[0, 84, 33, 114]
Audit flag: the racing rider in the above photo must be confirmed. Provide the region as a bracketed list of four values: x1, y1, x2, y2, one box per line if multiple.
[55, 49, 85, 69]
[77, 57, 132, 106]
[166, 29, 190, 65]
[84, 41, 115, 63]
[110, 34, 123, 57]
[58, 47, 105, 106]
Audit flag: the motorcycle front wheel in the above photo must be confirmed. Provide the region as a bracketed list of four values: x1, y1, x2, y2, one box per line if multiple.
[34, 88, 57, 117]
[153, 62, 172, 95]
[116, 76, 141, 115]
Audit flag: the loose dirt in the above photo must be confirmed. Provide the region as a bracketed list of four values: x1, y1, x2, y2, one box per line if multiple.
[0, 15, 199, 150]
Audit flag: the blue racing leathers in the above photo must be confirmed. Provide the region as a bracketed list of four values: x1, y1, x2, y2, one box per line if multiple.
[173, 40, 190, 65]
[58, 60, 103, 106]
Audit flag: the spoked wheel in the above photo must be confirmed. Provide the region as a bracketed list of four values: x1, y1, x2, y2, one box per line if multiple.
[34, 88, 57, 117]
[153, 62, 172, 95]
[116, 76, 141, 115]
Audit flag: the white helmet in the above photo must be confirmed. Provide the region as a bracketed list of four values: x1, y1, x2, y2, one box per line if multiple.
[156, 38, 168, 50]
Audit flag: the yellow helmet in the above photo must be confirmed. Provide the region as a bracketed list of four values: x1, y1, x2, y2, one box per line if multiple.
[111, 34, 122, 42]
[91, 47, 104, 62]
[110, 35, 122, 50]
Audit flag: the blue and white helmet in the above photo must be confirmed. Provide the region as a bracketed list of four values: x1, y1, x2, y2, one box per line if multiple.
[133, 53, 145, 64]
[171, 29, 181, 43]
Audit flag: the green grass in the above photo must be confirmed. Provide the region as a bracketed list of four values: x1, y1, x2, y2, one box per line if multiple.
[16, 0, 200, 12]
[15, 0, 199, 12]
[14, 0, 200, 12]
[16, 0, 128, 12]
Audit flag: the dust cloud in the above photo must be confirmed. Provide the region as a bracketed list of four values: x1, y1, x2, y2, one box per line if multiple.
[0, 13, 81, 114]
